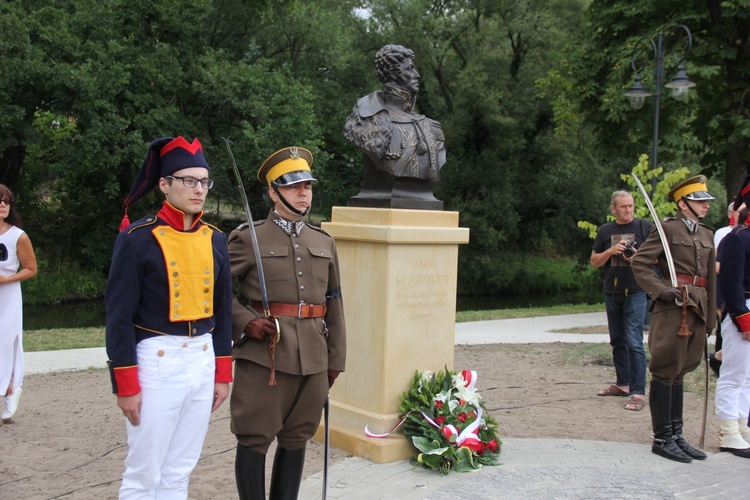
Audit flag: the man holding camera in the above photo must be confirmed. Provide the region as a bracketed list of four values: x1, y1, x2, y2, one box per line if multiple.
[591, 191, 652, 411]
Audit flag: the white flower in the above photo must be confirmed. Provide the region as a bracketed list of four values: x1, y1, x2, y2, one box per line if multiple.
[455, 385, 481, 407]
[417, 370, 433, 393]
[451, 372, 465, 389]
[434, 391, 449, 405]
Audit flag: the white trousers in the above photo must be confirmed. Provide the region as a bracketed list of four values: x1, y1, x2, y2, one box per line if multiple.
[119, 334, 215, 500]
[715, 311, 750, 420]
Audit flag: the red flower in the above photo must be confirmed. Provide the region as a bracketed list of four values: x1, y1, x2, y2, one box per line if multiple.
[434, 416, 446, 425]
[487, 439, 499, 452]
[434, 401, 444, 409]
[457, 412, 468, 422]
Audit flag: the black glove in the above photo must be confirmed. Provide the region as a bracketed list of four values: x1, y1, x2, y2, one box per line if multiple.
[244, 318, 277, 341]
[658, 287, 683, 303]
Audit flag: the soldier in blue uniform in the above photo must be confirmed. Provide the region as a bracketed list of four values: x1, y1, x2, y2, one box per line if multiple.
[106, 136, 233, 498]
[715, 175, 750, 458]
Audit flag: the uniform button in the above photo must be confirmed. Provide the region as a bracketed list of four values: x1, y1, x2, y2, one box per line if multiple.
[171, 261, 177, 267]
[175, 292, 180, 298]
[294, 244, 300, 249]
[270, 251, 275, 255]
[157, 350, 165, 357]
[203, 228, 208, 235]
[204, 308, 210, 313]
[204, 288, 209, 293]
[204, 279, 210, 285]
[300, 285, 305, 291]
[173, 281, 179, 287]
[204, 300, 209, 305]
[174, 302, 180, 309]
[298, 271, 303, 276]
[204, 269, 210, 275]
[160, 229, 166, 235]
[192, 328, 197, 334]
[174, 312, 180, 319]
[296, 257, 302, 262]
[203, 344, 208, 351]
[173, 271, 179, 277]
[320, 252, 325, 256]
[147, 217, 154, 222]
[182, 343, 188, 348]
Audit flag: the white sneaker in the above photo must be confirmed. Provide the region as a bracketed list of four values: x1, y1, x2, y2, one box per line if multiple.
[2, 387, 22, 420]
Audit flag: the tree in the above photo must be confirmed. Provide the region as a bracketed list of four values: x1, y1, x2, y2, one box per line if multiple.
[542, 0, 750, 202]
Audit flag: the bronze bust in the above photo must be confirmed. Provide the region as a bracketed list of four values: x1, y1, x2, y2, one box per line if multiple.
[343, 45, 445, 210]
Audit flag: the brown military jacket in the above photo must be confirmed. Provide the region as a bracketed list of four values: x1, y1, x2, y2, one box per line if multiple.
[631, 215, 716, 329]
[227, 210, 346, 375]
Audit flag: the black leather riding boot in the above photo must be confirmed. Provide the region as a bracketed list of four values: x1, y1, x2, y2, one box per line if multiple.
[650, 379, 692, 463]
[671, 383, 707, 460]
[236, 444, 266, 500]
[269, 446, 306, 500]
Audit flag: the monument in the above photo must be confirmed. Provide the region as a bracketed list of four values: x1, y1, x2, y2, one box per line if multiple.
[343, 44, 446, 210]
[315, 45, 469, 463]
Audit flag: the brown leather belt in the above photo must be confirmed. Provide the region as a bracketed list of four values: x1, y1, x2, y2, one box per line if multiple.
[675, 273, 707, 288]
[251, 301, 327, 319]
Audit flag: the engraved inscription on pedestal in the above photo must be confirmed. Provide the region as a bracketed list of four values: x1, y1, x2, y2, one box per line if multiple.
[395, 258, 450, 321]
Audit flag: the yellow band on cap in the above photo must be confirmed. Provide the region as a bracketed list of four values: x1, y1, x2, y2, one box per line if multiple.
[265, 158, 311, 186]
[672, 181, 709, 201]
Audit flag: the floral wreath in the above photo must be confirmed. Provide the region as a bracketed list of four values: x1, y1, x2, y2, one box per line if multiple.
[366, 367, 501, 475]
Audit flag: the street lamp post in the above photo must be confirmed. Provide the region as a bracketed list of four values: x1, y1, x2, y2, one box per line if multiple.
[624, 25, 696, 191]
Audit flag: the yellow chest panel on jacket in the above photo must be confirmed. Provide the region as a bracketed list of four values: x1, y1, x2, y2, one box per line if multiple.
[152, 225, 214, 322]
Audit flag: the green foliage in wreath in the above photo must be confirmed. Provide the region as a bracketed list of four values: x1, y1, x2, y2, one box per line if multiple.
[397, 367, 501, 475]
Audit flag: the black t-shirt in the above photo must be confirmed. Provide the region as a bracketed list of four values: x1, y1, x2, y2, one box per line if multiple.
[593, 218, 653, 294]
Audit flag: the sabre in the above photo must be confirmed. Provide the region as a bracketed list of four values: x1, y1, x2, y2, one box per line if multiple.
[323, 393, 330, 500]
[699, 338, 710, 449]
[223, 138, 280, 343]
[631, 172, 679, 288]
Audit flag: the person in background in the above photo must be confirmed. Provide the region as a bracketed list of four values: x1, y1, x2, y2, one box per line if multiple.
[631, 175, 715, 463]
[0, 184, 37, 425]
[590, 191, 652, 412]
[228, 147, 346, 500]
[714, 176, 750, 459]
[711, 202, 746, 376]
[105, 137, 233, 498]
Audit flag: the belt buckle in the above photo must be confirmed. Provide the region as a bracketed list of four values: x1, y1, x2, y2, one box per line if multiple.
[298, 301, 306, 319]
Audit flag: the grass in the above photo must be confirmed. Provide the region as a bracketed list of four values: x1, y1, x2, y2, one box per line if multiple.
[455, 303, 604, 323]
[24, 304, 605, 352]
[24, 327, 104, 352]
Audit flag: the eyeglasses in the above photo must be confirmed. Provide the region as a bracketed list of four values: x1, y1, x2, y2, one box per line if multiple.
[166, 176, 214, 190]
[0, 198, 12, 206]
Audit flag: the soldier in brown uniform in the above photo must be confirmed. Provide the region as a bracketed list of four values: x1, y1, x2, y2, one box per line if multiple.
[631, 175, 716, 463]
[228, 147, 346, 499]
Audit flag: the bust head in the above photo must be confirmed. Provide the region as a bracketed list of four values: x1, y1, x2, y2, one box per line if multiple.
[375, 45, 419, 96]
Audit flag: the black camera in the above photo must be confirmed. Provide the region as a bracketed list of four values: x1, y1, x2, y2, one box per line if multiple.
[623, 241, 637, 259]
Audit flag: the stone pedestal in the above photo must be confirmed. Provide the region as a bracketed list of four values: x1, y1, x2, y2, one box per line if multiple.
[314, 207, 469, 463]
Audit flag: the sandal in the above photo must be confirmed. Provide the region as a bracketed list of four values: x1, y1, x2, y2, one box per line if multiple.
[597, 384, 629, 397]
[624, 396, 645, 411]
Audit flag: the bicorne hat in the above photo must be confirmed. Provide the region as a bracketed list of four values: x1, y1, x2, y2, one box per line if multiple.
[119, 136, 209, 231]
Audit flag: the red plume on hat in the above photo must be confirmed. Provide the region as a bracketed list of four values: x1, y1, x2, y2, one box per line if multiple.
[733, 174, 750, 213]
[119, 136, 209, 231]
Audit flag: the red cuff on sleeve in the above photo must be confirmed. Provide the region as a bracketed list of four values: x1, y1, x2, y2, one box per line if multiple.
[215, 356, 233, 383]
[736, 312, 750, 332]
[114, 366, 141, 397]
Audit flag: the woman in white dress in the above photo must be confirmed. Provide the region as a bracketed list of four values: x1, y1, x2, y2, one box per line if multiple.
[0, 184, 37, 424]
